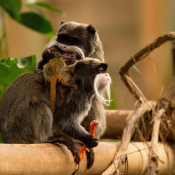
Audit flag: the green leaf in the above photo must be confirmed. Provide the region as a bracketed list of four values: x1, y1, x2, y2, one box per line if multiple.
[0, 57, 6, 62]
[26, 3, 45, 16]
[0, 55, 36, 99]
[17, 55, 36, 69]
[0, 0, 21, 19]
[19, 12, 53, 33]
[29, 2, 63, 14]
[0, 83, 7, 100]
[45, 31, 55, 39]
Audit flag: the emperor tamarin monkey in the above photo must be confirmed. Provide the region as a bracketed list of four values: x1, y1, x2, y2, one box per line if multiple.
[37, 21, 104, 69]
[0, 58, 111, 168]
[38, 21, 107, 139]
[44, 57, 110, 168]
[37, 21, 107, 168]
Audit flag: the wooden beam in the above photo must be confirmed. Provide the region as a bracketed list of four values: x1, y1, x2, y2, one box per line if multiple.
[103, 110, 132, 139]
[0, 142, 174, 174]
[0, 142, 117, 175]
[104, 110, 175, 142]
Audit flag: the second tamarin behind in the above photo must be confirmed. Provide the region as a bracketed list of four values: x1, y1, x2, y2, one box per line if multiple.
[37, 21, 104, 69]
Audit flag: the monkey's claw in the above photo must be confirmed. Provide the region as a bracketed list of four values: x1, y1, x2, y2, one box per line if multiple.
[86, 148, 95, 169]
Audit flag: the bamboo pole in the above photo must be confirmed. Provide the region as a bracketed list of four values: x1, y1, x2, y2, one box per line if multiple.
[104, 110, 175, 142]
[103, 110, 132, 139]
[0, 142, 174, 175]
[0, 142, 117, 175]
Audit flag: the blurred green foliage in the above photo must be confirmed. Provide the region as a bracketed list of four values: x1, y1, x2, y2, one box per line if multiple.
[0, 0, 63, 99]
[108, 88, 118, 109]
[0, 55, 36, 99]
[0, 0, 63, 39]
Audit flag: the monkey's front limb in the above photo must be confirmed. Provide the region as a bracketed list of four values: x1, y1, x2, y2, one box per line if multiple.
[83, 98, 106, 138]
[79, 120, 99, 159]
[58, 120, 98, 148]
[79, 120, 99, 168]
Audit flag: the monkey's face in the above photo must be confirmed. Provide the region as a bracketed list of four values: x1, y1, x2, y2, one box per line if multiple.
[56, 22, 97, 64]
[70, 58, 111, 105]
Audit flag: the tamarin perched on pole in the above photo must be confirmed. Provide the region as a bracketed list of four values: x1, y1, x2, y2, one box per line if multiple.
[37, 21, 109, 169]
[0, 57, 111, 169]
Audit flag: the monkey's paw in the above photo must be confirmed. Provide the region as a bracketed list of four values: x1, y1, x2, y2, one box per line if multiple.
[83, 135, 98, 148]
[46, 135, 80, 164]
[71, 143, 81, 164]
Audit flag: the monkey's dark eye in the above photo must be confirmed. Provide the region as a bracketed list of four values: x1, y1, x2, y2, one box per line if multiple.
[98, 67, 104, 73]
[57, 34, 74, 45]
[66, 38, 73, 45]
[97, 63, 108, 73]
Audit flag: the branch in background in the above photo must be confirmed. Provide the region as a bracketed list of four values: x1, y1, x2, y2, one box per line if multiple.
[147, 76, 175, 175]
[147, 109, 165, 175]
[119, 32, 175, 100]
[103, 32, 175, 175]
[102, 102, 155, 175]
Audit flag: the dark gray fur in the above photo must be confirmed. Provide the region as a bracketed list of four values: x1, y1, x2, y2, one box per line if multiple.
[36, 21, 107, 140]
[0, 59, 108, 145]
[37, 21, 104, 69]
[0, 71, 52, 143]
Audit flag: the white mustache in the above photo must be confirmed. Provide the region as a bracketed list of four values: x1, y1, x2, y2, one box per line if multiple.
[44, 40, 85, 59]
[94, 73, 112, 106]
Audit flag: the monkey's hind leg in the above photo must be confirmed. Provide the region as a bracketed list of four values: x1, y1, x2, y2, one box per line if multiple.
[46, 135, 80, 164]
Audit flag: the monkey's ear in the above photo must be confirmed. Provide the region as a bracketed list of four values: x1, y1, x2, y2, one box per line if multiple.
[69, 61, 83, 73]
[87, 25, 96, 34]
[60, 20, 65, 25]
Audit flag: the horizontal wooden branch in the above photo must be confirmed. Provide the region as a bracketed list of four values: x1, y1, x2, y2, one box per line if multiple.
[120, 32, 175, 73]
[103, 110, 133, 139]
[147, 76, 175, 174]
[104, 110, 175, 142]
[0, 142, 117, 175]
[0, 142, 174, 175]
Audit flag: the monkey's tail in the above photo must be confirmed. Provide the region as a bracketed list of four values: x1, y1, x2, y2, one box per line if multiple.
[50, 76, 59, 113]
